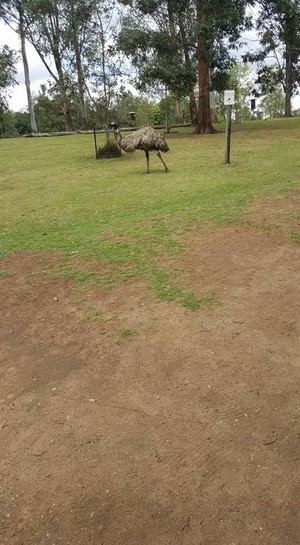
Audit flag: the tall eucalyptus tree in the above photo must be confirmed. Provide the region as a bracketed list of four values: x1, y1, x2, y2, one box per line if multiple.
[0, 0, 37, 132]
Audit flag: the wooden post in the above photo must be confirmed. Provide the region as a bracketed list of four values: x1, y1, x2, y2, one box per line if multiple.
[225, 105, 232, 164]
[93, 125, 98, 159]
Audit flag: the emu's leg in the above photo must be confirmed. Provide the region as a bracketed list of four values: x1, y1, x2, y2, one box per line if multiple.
[145, 151, 150, 174]
[156, 151, 169, 172]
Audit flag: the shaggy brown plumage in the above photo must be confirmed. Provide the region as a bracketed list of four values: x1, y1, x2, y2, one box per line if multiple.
[110, 123, 169, 173]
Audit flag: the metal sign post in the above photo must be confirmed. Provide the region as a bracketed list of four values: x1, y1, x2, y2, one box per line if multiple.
[224, 90, 235, 164]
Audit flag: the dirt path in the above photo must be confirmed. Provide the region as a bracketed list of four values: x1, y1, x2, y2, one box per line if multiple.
[1, 195, 300, 545]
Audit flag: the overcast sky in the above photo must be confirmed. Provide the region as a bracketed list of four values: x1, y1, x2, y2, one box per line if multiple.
[1, 18, 299, 111]
[0, 20, 50, 110]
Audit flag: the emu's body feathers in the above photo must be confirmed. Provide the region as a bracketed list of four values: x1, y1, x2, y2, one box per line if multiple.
[119, 127, 169, 154]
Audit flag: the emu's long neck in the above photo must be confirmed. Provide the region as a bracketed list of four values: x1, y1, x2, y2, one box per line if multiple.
[113, 130, 123, 148]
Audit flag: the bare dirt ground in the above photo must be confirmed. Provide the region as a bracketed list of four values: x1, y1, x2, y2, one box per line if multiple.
[1, 193, 300, 545]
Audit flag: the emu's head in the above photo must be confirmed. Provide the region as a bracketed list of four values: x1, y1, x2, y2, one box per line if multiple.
[110, 121, 119, 132]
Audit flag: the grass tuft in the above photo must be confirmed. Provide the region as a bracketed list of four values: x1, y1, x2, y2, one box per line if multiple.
[290, 231, 300, 244]
[0, 270, 14, 278]
[118, 328, 138, 338]
[181, 291, 220, 312]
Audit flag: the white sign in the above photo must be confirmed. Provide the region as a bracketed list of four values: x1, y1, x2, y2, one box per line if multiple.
[224, 90, 235, 105]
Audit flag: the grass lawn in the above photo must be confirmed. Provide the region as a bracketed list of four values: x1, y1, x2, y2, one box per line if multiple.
[1, 117, 299, 309]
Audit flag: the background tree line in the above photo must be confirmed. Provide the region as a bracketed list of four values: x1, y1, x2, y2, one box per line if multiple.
[0, 0, 299, 136]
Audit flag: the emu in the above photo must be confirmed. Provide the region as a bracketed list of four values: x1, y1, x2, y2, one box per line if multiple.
[110, 122, 169, 174]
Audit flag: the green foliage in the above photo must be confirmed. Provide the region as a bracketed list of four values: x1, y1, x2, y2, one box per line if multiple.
[0, 0, 256, 136]
[81, 0, 124, 126]
[118, 0, 251, 103]
[0, 45, 18, 113]
[149, 104, 165, 126]
[254, 65, 282, 95]
[118, 10, 196, 99]
[111, 91, 138, 126]
[245, 0, 300, 115]
[181, 98, 192, 123]
[0, 109, 36, 137]
[261, 86, 285, 118]
[0, 109, 18, 137]
[33, 84, 84, 132]
[109, 90, 189, 129]
[110, 91, 163, 128]
[33, 86, 65, 132]
[14, 111, 31, 134]
[217, 63, 253, 122]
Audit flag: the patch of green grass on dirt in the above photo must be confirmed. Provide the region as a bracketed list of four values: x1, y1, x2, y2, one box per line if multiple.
[290, 231, 300, 244]
[57, 267, 106, 287]
[1, 118, 300, 307]
[181, 291, 220, 312]
[81, 304, 102, 322]
[148, 266, 220, 311]
[115, 328, 138, 347]
[119, 328, 138, 338]
[0, 270, 14, 278]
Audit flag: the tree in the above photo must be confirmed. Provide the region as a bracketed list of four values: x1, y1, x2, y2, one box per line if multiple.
[117, 0, 253, 133]
[23, 0, 74, 131]
[14, 109, 31, 133]
[219, 63, 253, 122]
[76, 0, 124, 128]
[0, 45, 18, 109]
[64, 0, 95, 129]
[195, 0, 253, 133]
[0, 0, 38, 132]
[0, 46, 16, 105]
[32, 82, 82, 132]
[0, 109, 17, 136]
[0, 45, 18, 135]
[260, 85, 285, 118]
[118, 1, 198, 125]
[246, 0, 300, 117]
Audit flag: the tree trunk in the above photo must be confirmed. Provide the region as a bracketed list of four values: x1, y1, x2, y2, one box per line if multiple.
[195, 3, 215, 134]
[70, 2, 88, 130]
[235, 91, 241, 123]
[19, 7, 37, 133]
[54, 57, 73, 132]
[196, 53, 215, 133]
[284, 42, 293, 117]
[175, 98, 183, 123]
[57, 71, 73, 131]
[96, 7, 110, 125]
[164, 88, 171, 133]
[75, 47, 88, 129]
[60, 97, 73, 132]
[189, 90, 198, 126]
[23, 6, 73, 131]
[178, 15, 198, 126]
